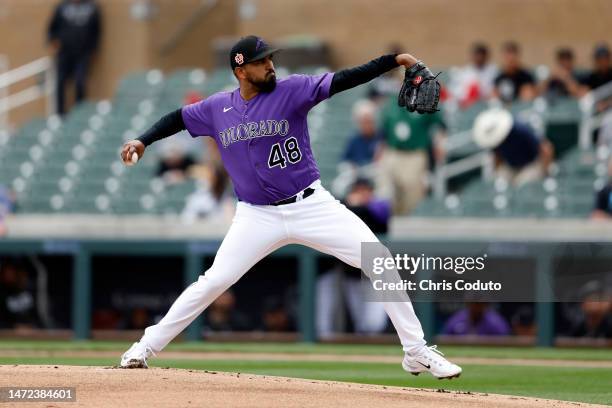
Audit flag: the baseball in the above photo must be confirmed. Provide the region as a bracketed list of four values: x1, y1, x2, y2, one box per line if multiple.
[125, 151, 138, 166]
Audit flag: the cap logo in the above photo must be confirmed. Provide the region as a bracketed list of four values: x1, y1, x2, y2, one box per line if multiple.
[234, 53, 244, 65]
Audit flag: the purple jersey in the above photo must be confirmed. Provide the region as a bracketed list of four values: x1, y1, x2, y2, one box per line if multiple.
[182, 73, 334, 205]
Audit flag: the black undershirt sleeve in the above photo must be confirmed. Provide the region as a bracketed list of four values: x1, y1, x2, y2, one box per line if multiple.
[137, 57, 399, 145]
[136, 108, 186, 146]
[329, 54, 399, 96]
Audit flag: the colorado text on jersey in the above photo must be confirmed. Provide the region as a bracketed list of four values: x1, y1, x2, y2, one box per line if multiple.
[218, 119, 290, 148]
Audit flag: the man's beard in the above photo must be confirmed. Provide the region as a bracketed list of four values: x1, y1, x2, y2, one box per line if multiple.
[250, 73, 277, 93]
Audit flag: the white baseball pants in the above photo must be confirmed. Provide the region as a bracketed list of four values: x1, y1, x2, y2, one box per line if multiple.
[141, 180, 426, 354]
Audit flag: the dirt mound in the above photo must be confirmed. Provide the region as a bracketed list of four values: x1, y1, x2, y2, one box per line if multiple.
[0, 365, 599, 408]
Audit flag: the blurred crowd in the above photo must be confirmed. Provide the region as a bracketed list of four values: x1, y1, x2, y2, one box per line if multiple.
[89, 288, 296, 334]
[338, 41, 612, 216]
[440, 294, 612, 339]
[2, 20, 612, 225]
[3, 255, 610, 340]
[35, 1, 612, 221]
[447, 41, 612, 106]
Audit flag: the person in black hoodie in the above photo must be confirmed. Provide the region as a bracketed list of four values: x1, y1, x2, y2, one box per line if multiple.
[47, 0, 101, 115]
[0, 260, 39, 329]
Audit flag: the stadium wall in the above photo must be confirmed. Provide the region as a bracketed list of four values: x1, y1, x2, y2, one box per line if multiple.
[2, 0, 611, 127]
[239, 0, 611, 68]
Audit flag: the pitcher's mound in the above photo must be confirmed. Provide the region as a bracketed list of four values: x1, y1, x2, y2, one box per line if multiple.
[0, 365, 593, 407]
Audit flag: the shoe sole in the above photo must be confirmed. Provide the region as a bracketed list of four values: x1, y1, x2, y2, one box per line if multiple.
[120, 359, 148, 369]
[409, 371, 461, 380]
[437, 372, 461, 380]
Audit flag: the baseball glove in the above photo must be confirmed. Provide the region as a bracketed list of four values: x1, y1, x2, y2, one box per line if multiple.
[397, 60, 441, 114]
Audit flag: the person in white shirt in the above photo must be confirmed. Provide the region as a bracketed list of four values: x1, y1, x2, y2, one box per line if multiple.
[449, 43, 498, 109]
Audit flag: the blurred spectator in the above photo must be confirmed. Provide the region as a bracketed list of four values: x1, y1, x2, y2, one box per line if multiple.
[566, 281, 612, 338]
[261, 296, 294, 332]
[91, 309, 121, 330]
[591, 158, 612, 220]
[0, 185, 16, 237]
[316, 179, 390, 339]
[181, 163, 234, 223]
[124, 307, 152, 330]
[541, 47, 584, 100]
[510, 305, 536, 336]
[583, 44, 612, 143]
[473, 109, 554, 186]
[443, 303, 511, 336]
[184, 90, 204, 105]
[156, 145, 197, 184]
[344, 178, 391, 233]
[204, 290, 251, 332]
[449, 42, 498, 109]
[494, 41, 536, 103]
[376, 97, 446, 214]
[0, 260, 39, 329]
[47, 0, 101, 115]
[341, 100, 382, 167]
[582, 44, 612, 92]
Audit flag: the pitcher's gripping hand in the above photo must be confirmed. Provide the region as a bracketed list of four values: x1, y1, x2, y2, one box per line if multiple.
[120, 140, 145, 166]
[397, 60, 441, 114]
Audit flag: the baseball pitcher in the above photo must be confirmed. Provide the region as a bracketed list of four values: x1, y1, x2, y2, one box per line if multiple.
[119, 35, 461, 379]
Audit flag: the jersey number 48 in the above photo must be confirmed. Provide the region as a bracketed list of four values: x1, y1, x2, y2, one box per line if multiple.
[268, 137, 302, 169]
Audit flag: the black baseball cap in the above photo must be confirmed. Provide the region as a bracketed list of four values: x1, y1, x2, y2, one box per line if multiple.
[230, 35, 280, 70]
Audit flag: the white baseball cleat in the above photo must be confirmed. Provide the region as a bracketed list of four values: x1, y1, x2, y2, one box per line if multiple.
[402, 345, 462, 379]
[120, 342, 156, 369]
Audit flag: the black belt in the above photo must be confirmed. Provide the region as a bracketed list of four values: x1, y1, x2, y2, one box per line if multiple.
[271, 188, 315, 206]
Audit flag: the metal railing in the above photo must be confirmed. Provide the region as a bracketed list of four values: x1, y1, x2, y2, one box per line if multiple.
[431, 127, 489, 198]
[330, 131, 493, 200]
[579, 81, 612, 149]
[331, 98, 548, 200]
[0, 56, 55, 128]
[0, 55, 7, 129]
